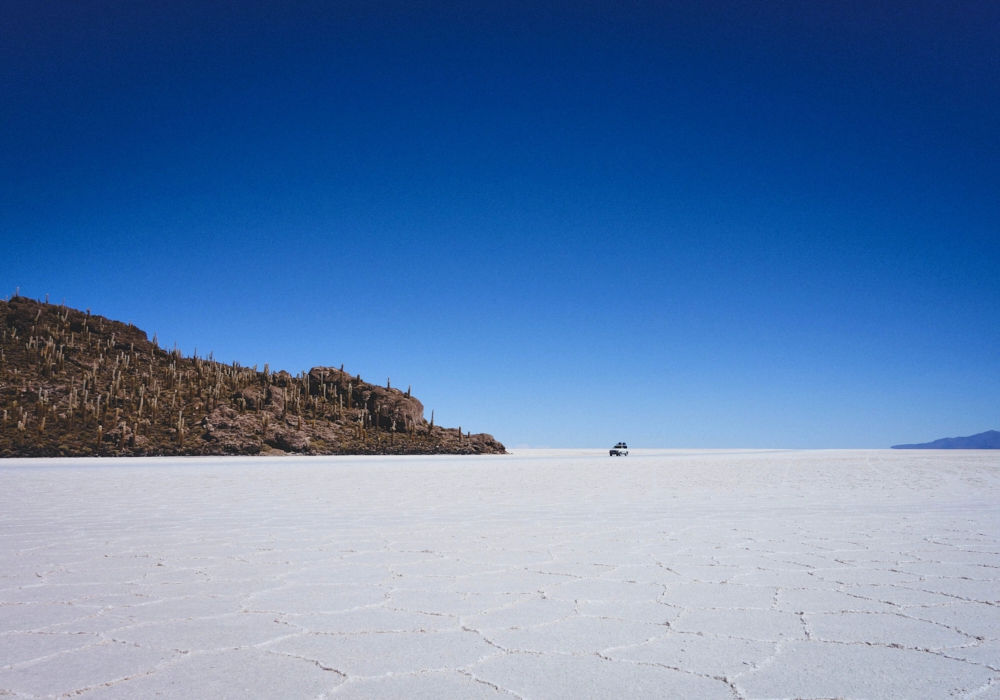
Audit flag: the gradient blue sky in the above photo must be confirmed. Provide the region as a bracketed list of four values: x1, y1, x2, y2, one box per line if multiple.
[2, 1, 998, 448]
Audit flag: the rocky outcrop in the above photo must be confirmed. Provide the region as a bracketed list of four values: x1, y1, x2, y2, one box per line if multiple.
[308, 367, 425, 432]
[0, 295, 506, 457]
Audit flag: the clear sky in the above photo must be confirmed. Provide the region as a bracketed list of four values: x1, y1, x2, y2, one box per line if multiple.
[2, 1, 998, 448]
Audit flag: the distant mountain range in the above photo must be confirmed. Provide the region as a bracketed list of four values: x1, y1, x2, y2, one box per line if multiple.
[892, 430, 1000, 450]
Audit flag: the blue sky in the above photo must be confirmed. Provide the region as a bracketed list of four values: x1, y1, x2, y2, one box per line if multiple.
[2, 1, 998, 447]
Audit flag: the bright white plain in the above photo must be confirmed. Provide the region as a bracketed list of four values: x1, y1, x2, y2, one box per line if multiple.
[1, 449, 998, 700]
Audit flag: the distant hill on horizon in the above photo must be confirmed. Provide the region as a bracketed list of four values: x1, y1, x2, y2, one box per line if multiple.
[892, 430, 1000, 450]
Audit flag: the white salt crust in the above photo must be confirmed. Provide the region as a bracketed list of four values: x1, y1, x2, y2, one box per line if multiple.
[0, 448, 998, 698]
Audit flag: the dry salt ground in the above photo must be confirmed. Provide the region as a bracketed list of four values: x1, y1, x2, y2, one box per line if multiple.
[1, 449, 999, 700]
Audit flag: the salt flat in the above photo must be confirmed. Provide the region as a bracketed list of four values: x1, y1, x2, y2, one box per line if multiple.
[1, 449, 999, 699]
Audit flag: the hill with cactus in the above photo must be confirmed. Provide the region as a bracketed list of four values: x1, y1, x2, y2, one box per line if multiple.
[0, 295, 505, 457]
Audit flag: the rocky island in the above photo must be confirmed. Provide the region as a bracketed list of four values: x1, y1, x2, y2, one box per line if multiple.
[0, 295, 505, 457]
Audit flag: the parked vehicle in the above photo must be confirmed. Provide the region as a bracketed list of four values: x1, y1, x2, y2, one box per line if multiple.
[609, 442, 629, 456]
